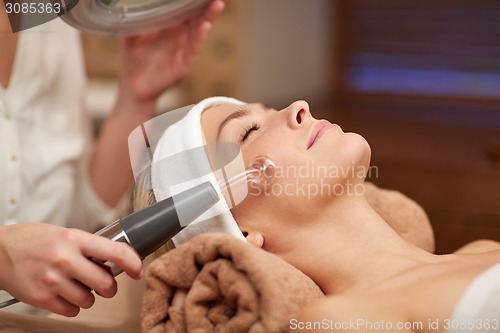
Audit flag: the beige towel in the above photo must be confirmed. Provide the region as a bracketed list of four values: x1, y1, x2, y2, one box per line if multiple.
[141, 234, 325, 333]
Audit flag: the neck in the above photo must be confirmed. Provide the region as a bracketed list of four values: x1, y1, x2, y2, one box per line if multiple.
[281, 192, 437, 295]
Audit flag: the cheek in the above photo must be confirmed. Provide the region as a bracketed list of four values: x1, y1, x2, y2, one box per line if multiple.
[241, 131, 294, 167]
[237, 139, 302, 206]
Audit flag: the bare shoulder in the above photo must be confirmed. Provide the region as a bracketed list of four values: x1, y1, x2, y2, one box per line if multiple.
[453, 239, 500, 254]
[291, 294, 414, 333]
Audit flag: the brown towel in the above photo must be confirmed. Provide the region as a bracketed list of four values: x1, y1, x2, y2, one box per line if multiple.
[141, 234, 325, 333]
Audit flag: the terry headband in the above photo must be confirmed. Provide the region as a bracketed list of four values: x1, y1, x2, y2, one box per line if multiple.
[151, 97, 247, 246]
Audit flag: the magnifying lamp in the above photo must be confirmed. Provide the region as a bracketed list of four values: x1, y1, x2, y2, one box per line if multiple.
[58, 0, 213, 36]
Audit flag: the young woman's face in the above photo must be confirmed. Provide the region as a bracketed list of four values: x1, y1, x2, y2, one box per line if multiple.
[201, 101, 371, 249]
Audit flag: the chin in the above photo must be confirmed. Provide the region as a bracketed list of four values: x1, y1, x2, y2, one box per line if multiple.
[329, 133, 371, 182]
[337, 132, 372, 179]
[349, 132, 371, 168]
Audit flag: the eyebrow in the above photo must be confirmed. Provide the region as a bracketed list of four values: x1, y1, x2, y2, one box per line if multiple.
[216, 103, 272, 140]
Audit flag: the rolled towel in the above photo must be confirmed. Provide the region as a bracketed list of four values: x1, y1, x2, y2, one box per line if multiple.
[141, 234, 325, 333]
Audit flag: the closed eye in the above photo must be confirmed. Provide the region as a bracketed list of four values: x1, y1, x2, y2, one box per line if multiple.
[240, 123, 260, 142]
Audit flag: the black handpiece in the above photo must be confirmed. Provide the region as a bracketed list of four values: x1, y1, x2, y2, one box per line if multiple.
[93, 181, 219, 275]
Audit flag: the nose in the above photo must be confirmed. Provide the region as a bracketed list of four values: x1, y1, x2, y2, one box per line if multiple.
[283, 100, 311, 129]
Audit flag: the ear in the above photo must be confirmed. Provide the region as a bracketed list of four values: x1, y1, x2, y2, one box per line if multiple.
[242, 231, 264, 248]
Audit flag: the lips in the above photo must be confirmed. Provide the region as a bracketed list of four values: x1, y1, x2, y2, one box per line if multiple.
[307, 120, 338, 149]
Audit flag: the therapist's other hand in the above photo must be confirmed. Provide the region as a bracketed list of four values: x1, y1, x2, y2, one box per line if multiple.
[0, 223, 143, 317]
[119, 0, 231, 103]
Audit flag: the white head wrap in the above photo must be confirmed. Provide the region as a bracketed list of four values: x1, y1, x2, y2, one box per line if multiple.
[151, 97, 247, 246]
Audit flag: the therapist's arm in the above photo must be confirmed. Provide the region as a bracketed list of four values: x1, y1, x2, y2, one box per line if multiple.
[90, 0, 231, 207]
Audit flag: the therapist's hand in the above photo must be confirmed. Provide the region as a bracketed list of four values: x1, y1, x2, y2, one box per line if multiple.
[118, 0, 231, 104]
[0, 223, 143, 317]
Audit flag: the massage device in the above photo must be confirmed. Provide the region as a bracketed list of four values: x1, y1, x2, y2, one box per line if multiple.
[217, 156, 276, 192]
[92, 181, 219, 276]
[0, 181, 219, 309]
